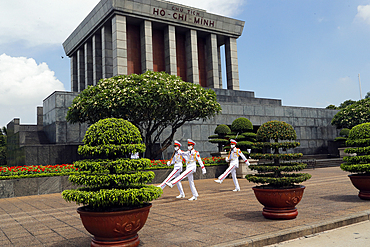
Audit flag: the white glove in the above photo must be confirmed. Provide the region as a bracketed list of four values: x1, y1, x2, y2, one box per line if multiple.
[202, 167, 206, 174]
[225, 157, 229, 162]
[167, 161, 171, 166]
[245, 160, 250, 166]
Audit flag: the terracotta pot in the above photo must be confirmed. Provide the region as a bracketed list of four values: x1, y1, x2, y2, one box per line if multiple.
[77, 203, 152, 247]
[348, 174, 370, 200]
[252, 185, 305, 220]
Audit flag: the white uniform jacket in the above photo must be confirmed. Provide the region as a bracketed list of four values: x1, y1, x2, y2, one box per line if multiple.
[169, 150, 184, 170]
[226, 148, 248, 168]
[181, 149, 204, 170]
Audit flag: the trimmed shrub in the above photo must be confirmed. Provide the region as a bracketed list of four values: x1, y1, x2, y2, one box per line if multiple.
[62, 118, 162, 210]
[214, 124, 231, 136]
[231, 117, 253, 133]
[246, 121, 311, 187]
[341, 123, 370, 174]
[339, 128, 350, 137]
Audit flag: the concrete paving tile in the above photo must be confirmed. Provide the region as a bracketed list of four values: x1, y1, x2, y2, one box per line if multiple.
[9, 236, 42, 247]
[37, 232, 66, 244]
[0, 240, 12, 246]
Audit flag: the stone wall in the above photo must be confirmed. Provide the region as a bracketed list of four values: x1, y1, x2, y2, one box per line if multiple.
[7, 89, 339, 165]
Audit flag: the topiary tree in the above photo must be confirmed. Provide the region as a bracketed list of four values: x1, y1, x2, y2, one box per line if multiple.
[341, 123, 370, 174]
[208, 124, 231, 152]
[331, 98, 370, 129]
[229, 117, 256, 156]
[334, 128, 350, 147]
[66, 71, 222, 159]
[62, 118, 163, 210]
[246, 120, 311, 187]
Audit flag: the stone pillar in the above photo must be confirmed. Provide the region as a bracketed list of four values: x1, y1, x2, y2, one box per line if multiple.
[140, 20, 153, 73]
[164, 25, 177, 75]
[225, 37, 240, 90]
[218, 46, 223, 88]
[206, 34, 219, 88]
[70, 54, 78, 92]
[92, 32, 102, 85]
[102, 23, 113, 79]
[77, 48, 85, 92]
[112, 15, 127, 76]
[84, 40, 93, 88]
[185, 29, 199, 84]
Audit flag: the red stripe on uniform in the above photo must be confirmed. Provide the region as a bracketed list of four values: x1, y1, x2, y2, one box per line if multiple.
[165, 169, 180, 183]
[220, 166, 235, 180]
[172, 170, 192, 185]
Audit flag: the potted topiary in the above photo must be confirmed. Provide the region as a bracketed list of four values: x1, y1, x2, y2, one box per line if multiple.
[62, 118, 162, 246]
[209, 124, 231, 153]
[230, 117, 256, 155]
[341, 122, 370, 200]
[246, 120, 312, 220]
[336, 128, 352, 157]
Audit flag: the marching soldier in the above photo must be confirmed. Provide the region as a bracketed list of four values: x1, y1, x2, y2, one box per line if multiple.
[214, 139, 250, 191]
[166, 139, 206, 201]
[157, 141, 185, 198]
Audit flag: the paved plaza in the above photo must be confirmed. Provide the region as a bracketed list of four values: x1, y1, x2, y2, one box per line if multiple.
[0, 167, 369, 246]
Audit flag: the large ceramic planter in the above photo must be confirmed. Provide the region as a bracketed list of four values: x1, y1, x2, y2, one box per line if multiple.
[252, 185, 305, 220]
[348, 174, 370, 200]
[77, 203, 152, 247]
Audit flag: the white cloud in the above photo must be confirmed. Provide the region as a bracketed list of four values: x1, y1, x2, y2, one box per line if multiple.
[0, 0, 244, 47]
[0, 54, 65, 126]
[355, 4, 370, 25]
[0, 0, 101, 47]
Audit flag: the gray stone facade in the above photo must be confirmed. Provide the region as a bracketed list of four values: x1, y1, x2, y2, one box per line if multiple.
[63, 0, 244, 91]
[7, 89, 339, 166]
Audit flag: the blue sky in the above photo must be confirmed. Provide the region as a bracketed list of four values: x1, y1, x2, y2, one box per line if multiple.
[1, 0, 370, 127]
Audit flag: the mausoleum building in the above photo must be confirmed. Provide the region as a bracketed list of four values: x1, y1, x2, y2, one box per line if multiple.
[63, 0, 244, 91]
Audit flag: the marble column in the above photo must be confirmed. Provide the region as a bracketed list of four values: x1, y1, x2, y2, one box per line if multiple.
[70, 54, 78, 92]
[77, 48, 85, 92]
[206, 33, 219, 88]
[112, 15, 127, 76]
[92, 32, 102, 85]
[84, 40, 93, 88]
[102, 23, 113, 79]
[225, 37, 240, 90]
[164, 25, 177, 75]
[185, 29, 199, 84]
[140, 20, 153, 73]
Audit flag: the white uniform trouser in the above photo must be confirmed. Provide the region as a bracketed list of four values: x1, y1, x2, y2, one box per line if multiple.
[159, 166, 184, 195]
[218, 162, 240, 190]
[170, 163, 198, 197]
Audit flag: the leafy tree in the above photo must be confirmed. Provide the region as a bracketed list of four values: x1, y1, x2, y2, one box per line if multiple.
[339, 99, 356, 109]
[326, 104, 338, 110]
[365, 91, 370, 99]
[66, 71, 222, 159]
[0, 127, 6, 166]
[331, 98, 370, 129]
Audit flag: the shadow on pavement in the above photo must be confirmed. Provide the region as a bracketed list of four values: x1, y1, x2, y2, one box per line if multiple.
[320, 194, 363, 202]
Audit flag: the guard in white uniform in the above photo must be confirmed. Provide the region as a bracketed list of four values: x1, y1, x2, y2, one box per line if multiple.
[166, 139, 206, 201]
[214, 139, 250, 191]
[157, 141, 185, 198]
